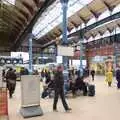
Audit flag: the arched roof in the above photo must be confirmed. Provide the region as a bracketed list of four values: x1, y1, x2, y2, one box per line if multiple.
[33, 0, 120, 46]
[0, 0, 55, 51]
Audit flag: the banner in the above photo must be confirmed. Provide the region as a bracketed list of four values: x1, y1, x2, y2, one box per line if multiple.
[21, 75, 40, 107]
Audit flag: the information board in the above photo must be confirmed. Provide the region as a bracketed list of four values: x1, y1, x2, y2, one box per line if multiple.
[57, 45, 74, 56]
[21, 75, 40, 107]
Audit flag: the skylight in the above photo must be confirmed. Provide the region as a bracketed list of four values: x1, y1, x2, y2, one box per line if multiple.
[32, 0, 93, 39]
[2, 0, 16, 5]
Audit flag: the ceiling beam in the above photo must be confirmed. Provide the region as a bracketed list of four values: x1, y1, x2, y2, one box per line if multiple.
[90, 32, 97, 38]
[1, 3, 27, 25]
[102, 1, 114, 12]
[77, 14, 87, 24]
[86, 6, 100, 19]
[2, 9, 24, 28]
[21, 1, 35, 16]
[70, 21, 79, 28]
[33, 0, 42, 8]
[106, 27, 114, 33]
[2, 14, 23, 30]
[2, 0, 30, 21]
[98, 31, 104, 36]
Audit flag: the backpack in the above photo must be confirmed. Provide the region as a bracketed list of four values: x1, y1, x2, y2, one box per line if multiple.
[88, 84, 95, 96]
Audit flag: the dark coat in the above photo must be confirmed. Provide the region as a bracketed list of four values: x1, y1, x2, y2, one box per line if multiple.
[54, 71, 64, 88]
[116, 69, 120, 81]
[6, 70, 17, 90]
[91, 70, 95, 76]
[6, 70, 17, 82]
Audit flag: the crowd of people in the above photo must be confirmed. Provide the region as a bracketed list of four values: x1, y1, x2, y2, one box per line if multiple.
[2, 64, 120, 112]
[40, 65, 96, 112]
[41, 66, 91, 97]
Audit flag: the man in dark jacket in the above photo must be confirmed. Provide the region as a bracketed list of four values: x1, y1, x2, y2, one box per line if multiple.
[6, 68, 17, 98]
[53, 65, 71, 112]
[116, 67, 120, 89]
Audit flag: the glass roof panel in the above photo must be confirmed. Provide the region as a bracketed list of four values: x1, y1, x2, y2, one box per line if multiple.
[87, 18, 96, 26]
[112, 4, 120, 14]
[98, 10, 110, 21]
[32, 0, 93, 39]
[115, 27, 120, 34]
[95, 34, 101, 40]
[2, 0, 16, 5]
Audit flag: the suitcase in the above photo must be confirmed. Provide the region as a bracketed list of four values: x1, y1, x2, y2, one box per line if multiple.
[88, 84, 95, 96]
[41, 88, 49, 98]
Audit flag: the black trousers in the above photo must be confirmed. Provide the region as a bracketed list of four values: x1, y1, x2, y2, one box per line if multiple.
[91, 75, 95, 81]
[7, 82, 16, 97]
[53, 87, 69, 110]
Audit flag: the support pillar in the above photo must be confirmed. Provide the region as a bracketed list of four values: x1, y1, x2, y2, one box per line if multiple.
[114, 27, 117, 69]
[60, 0, 69, 94]
[54, 44, 58, 63]
[60, 0, 69, 70]
[29, 34, 33, 74]
[79, 29, 84, 77]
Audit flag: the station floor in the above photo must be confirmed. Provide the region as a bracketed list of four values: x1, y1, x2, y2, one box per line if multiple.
[8, 76, 120, 120]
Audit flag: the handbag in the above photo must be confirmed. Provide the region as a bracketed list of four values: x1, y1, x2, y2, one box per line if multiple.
[41, 88, 49, 98]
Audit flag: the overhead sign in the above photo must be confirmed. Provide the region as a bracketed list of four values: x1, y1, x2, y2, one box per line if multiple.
[57, 45, 74, 56]
[21, 75, 40, 107]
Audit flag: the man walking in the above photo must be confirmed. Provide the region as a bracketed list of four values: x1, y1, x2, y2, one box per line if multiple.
[53, 65, 71, 112]
[6, 68, 17, 98]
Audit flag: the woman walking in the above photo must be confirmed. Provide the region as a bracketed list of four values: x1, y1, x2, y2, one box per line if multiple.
[105, 70, 113, 87]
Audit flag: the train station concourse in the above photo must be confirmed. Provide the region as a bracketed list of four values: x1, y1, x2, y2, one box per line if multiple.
[1, 0, 120, 120]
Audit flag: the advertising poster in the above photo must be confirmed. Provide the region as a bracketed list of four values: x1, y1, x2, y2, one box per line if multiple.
[21, 75, 40, 107]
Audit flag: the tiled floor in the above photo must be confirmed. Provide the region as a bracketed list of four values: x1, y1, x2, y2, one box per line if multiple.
[7, 76, 120, 120]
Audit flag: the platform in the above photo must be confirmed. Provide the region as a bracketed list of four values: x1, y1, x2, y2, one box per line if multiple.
[8, 76, 120, 120]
